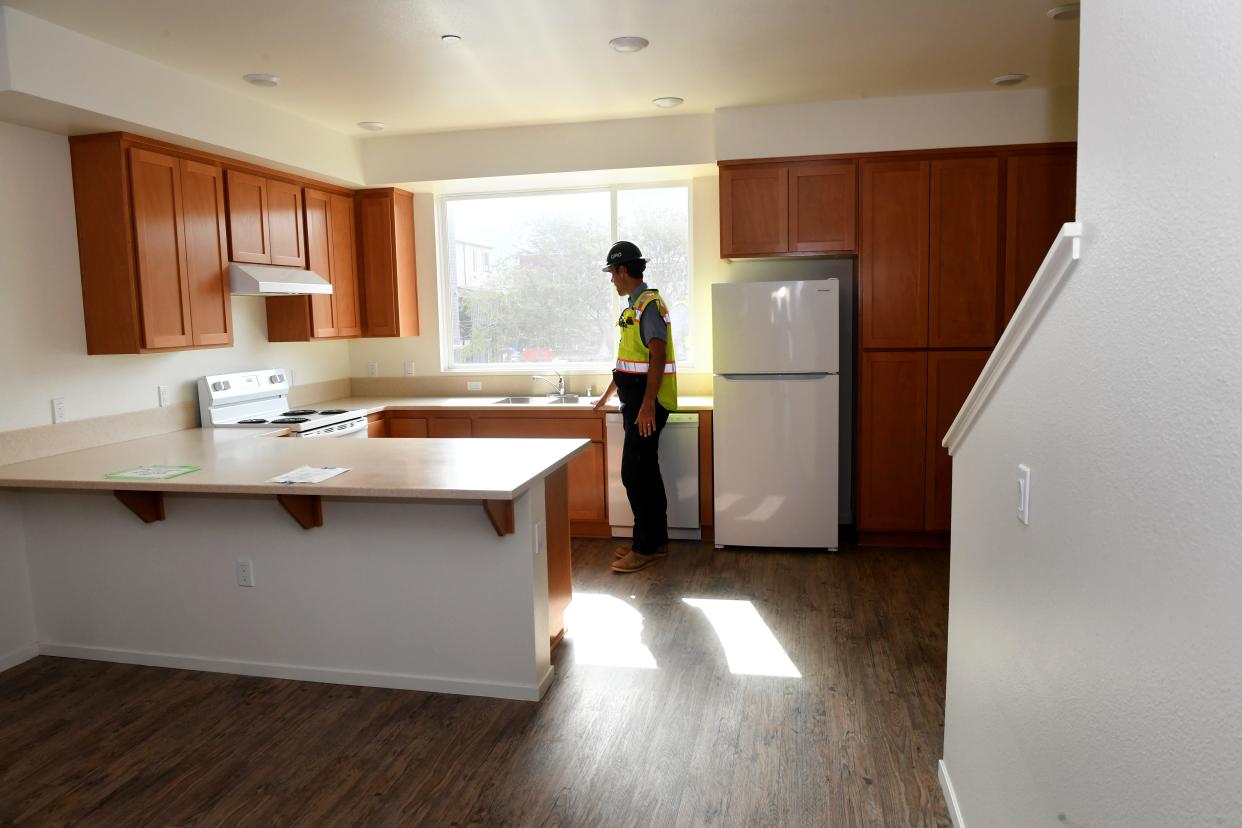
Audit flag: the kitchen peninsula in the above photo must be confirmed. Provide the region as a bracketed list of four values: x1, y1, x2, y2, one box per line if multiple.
[0, 429, 586, 701]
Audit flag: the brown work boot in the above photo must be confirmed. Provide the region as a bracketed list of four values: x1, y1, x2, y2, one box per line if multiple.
[614, 545, 632, 559]
[611, 550, 667, 573]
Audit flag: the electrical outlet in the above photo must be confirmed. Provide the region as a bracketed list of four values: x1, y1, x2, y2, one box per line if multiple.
[51, 397, 66, 424]
[367, 361, 379, 377]
[236, 558, 256, 587]
[158, 385, 171, 407]
[404, 360, 416, 376]
[1017, 464, 1031, 526]
[467, 381, 483, 392]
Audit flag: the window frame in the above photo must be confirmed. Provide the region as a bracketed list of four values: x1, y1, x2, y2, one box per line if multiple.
[436, 181, 694, 374]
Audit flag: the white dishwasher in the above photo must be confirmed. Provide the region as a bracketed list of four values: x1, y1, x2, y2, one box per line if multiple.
[606, 412, 701, 539]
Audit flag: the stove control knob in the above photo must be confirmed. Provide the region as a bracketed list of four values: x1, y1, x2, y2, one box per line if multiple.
[270, 373, 284, 384]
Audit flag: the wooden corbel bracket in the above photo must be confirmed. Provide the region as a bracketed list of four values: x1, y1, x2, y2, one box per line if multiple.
[482, 500, 515, 536]
[278, 494, 323, 529]
[114, 490, 165, 523]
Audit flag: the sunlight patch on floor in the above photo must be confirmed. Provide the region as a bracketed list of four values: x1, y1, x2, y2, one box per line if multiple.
[682, 597, 802, 678]
[564, 592, 658, 669]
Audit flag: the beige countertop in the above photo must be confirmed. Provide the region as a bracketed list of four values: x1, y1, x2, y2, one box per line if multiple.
[311, 395, 715, 415]
[0, 428, 588, 501]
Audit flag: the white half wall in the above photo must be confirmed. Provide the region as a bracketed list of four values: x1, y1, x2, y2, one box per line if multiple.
[0, 120, 350, 434]
[940, 2, 1242, 825]
[0, 492, 37, 671]
[716, 87, 1078, 161]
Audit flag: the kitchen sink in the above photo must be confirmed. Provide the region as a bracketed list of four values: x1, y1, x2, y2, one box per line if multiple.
[492, 395, 581, 405]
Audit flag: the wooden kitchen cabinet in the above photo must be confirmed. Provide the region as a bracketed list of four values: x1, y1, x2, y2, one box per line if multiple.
[1004, 150, 1077, 324]
[357, 188, 419, 337]
[70, 135, 232, 354]
[719, 160, 857, 257]
[428, 417, 472, 438]
[224, 170, 305, 267]
[929, 157, 1000, 348]
[858, 351, 928, 531]
[924, 351, 989, 531]
[860, 159, 930, 349]
[266, 189, 361, 341]
[387, 416, 429, 438]
[366, 413, 388, 438]
[720, 166, 788, 256]
[788, 161, 857, 253]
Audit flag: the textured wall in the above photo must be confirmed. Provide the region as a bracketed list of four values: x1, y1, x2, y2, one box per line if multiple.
[941, 2, 1242, 825]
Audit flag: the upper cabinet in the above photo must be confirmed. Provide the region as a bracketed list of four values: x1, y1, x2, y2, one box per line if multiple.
[70, 134, 232, 354]
[357, 188, 420, 338]
[225, 170, 305, 267]
[928, 157, 1000, 348]
[719, 160, 856, 257]
[266, 188, 362, 341]
[860, 159, 930, 349]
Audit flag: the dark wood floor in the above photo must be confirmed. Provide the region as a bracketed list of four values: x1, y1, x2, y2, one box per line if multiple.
[0, 539, 950, 827]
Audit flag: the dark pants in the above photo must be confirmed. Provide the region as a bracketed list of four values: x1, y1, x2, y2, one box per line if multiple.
[616, 373, 670, 554]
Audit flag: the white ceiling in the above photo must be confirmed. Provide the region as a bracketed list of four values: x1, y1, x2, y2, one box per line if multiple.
[6, 0, 1079, 137]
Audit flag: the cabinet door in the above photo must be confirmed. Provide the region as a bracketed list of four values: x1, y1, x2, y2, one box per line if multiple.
[568, 443, 607, 522]
[388, 417, 429, 437]
[358, 192, 399, 337]
[266, 179, 306, 267]
[179, 159, 232, 347]
[225, 169, 270, 264]
[428, 417, 472, 437]
[859, 351, 928, 530]
[129, 148, 193, 350]
[303, 188, 337, 338]
[329, 193, 361, 337]
[789, 161, 857, 253]
[929, 157, 1000, 348]
[1004, 152, 1077, 324]
[720, 166, 789, 256]
[367, 415, 388, 438]
[860, 160, 930, 349]
[924, 351, 988, 531]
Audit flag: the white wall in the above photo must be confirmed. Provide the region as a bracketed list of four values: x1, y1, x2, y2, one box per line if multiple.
[715, 87, 1078, 161]
[0, 492, 36, 670]
[0, 6, 364, 185]
[0, 120, 350, 434]
[940, 2, 1242, 826]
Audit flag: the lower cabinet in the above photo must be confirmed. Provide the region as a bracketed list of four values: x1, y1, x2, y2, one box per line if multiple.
[859, 349, 988, 534]
[428, 417, 472, 438]
[388, 416, 428, 438]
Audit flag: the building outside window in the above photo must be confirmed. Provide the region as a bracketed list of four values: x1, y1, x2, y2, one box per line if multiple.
[439, 185, 691, 371]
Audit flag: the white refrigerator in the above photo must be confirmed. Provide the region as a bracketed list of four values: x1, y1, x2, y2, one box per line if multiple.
[712, 279, 839, 550]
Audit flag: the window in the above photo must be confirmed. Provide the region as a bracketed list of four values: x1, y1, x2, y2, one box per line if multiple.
[439, 185, 691, 371]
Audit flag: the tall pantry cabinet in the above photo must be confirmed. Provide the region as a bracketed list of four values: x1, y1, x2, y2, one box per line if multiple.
[857, 147, 1075, 534]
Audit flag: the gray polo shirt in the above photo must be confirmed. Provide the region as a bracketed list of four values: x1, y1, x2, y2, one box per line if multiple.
[628, 282, 669, 348]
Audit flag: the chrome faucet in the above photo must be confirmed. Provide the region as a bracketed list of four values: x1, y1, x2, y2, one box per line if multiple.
[532, 371, 565, 396]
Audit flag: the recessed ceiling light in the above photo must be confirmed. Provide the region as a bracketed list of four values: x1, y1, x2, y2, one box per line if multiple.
[243, 73, 279, 87]
[991, 73, 1028, 86]
[652, 97, 684, 109]
[1046, 4, 1080, 21]
[357, 121, 386, 132]
[441, 34, 462, 43]
[609, 36, 649, 53]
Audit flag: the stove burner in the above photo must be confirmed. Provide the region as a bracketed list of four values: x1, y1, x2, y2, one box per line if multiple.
[281, 409, 316, 416]
[272, 417, 311, 424]
[317, 409, 348, 415]
[237, 418, 269, 424]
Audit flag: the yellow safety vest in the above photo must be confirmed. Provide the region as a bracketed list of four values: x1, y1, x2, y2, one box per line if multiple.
[616, 289, 678, 412]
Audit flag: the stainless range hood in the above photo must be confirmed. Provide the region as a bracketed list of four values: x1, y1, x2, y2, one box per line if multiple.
[229, 263, 332, 295]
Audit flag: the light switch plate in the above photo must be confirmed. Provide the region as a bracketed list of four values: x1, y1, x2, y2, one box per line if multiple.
[367, 362, 378, 377]
[51, 397, 66, 424]
[467, 381, 483, 392]
[533, 520, 546, 557]
[158, 385, 170, 407]
[1017, 464, 1031, 525]
[404, 360, 416, 376]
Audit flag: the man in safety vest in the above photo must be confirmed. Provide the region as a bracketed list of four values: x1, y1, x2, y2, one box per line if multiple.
[593, 241, 678, 573]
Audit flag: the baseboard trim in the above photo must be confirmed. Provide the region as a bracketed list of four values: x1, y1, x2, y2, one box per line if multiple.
[0, 643, 39, 673]
[40, 643, 548, 701]
[939, 759, 967, 828]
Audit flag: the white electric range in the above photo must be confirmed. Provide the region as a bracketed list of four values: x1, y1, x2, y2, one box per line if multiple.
[197, 369, 368, 438]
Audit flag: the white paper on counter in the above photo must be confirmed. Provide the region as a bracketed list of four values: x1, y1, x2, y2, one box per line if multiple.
[268, 465, 350, 484]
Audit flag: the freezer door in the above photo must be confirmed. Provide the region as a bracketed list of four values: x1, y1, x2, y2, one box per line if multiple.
[712, 279, 839, 375]
[713, 374, 838, 549]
